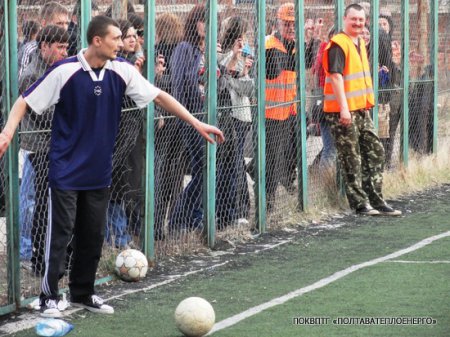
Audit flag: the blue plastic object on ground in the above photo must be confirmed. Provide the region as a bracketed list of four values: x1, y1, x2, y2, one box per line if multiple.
[35, 319, 73, 336]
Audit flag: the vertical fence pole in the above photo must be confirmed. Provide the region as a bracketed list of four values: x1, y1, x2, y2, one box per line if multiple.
[371, 0, 380, 131]
[255, 0, 266, 233]
[335, 0, 344, 196]
[401, 0, 410, 166]
[205, 0, 218, 247]
[431, 0, 439, 153]
[80, 0, 91, 49]
[335, 0, 344, 32]
[4, 0, 20, 311]
[144, 0, 156, 261]
[295, 0, 308, 211]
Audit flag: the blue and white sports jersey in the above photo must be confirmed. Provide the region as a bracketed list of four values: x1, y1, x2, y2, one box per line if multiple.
[22, 50, 160, 190]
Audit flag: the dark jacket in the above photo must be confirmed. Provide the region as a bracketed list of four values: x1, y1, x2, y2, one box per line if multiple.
[170, 41, 205, 114]
[19, 51, 54, 152]
[265, 32, 320, 80]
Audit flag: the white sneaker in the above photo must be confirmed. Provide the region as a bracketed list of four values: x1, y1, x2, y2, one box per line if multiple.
[27, 298, 41, 310]
[40, 299, 63, 318]
[236, 218, 250, 226]
[71, 295, 114, 314]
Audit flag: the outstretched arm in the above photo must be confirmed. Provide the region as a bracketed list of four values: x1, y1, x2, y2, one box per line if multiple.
[153, 90, 225, 144]
[0, 96, 28, 157]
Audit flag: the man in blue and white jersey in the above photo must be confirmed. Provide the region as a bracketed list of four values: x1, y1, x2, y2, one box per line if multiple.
[0, 15, 224, 318]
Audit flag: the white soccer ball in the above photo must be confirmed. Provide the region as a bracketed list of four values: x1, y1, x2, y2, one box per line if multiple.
[114, 249, 148, 282]
[174, 297, 215, 337]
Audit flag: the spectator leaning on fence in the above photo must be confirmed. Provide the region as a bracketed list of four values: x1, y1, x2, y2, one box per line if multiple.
[310, 26, 337, 175]
[128, 13, 145, 57]
[168, 4, 236, 232]
[378, 10, 402, 167]
[18, 1, 70, 79]
[106, 19, 147, 249]
[217, 16, 255, 227]
[0, 15, 224, 318]
[262, 2, 299, 211]
[322, 3, 401, 216]
[153, 12, 187, 240]
[18, 20, 40, 67]
[18, 25, 69, 277]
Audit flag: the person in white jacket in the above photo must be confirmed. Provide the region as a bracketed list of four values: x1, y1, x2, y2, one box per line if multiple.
[217, 16, 255, 228]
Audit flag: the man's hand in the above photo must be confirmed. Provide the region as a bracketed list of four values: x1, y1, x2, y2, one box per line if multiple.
[339, 108, 352, 126]
[193, 120, 225, 144]
[0, 131, 12, 158]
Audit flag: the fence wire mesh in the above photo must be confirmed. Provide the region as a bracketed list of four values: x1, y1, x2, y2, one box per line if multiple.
[438, 0, 450, 142]
[0, 0, 448, 311]
[14, 0, 76, 304]
[408, 0, 435, 155]
[0, 1, 8, 307]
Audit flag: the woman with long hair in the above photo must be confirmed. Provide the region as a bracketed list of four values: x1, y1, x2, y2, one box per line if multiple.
[168, 5, 208, 233]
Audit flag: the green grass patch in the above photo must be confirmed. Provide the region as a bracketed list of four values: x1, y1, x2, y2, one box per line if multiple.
[7, 190, 450, 337]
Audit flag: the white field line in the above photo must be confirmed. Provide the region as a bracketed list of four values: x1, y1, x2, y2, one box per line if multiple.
[386, 260, 450, 264]
[208, 230, 450, 335]
[238, 240, 291, 255]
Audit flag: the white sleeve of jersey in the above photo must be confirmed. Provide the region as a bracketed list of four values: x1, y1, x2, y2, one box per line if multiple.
[123, 63, 161, 108]
[22, 63, 81, 115]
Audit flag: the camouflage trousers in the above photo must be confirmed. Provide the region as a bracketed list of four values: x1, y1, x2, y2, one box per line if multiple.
[324, 110, 385, 210]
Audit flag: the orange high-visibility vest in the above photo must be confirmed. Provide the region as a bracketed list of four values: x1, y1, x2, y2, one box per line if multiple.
[265, 35, 297, 120]
[323, 33, 374, 113]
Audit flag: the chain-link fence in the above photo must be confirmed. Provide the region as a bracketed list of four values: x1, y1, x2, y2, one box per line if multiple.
[0, 1, 7, 308]
[0, 0, 449, 315]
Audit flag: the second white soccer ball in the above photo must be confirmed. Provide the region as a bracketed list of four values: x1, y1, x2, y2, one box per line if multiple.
[174, 297, 215, 337]
[114, 249, 148, 282]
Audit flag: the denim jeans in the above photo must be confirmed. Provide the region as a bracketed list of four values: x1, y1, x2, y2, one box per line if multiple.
[319, 120, 337, 172]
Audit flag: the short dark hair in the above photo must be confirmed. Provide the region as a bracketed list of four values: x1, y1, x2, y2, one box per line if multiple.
[344, 3, 364, 17]
[128, 13, 144, 30]
[37, 25, 69, 49]
[86, 15, 119, 45]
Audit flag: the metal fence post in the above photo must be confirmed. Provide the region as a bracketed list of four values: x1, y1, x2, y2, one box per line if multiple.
[401, 0, 410, 166]
[144, 0, 156, 261]
[295, 0, 308, 211]
[371, 0, 380, 131]
[205, 0, 218, 248]
[255, 0, 267, 233]
[4, 0, 20, 312]
[431, 0, 439, 153]
[80, 0, 92, 49]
